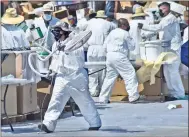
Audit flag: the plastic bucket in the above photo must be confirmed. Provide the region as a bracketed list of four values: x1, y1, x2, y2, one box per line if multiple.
[140, 40, 169, 61]
[36, 54, 49, 74]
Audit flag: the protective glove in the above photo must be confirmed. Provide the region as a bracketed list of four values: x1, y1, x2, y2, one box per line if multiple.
[57, 45, 66, 51]
[141, 35, 147, 40]
[138, 23, 143, 29]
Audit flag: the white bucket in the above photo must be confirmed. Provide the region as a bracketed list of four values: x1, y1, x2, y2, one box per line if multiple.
[36, 56, 49, 74]
[140, 40, 169, 62]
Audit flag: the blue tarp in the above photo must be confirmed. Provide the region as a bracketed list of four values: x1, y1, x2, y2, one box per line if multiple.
[181, 41, 189, 67]
[105, 1, 115, 18]
[56, 1, 80, 6]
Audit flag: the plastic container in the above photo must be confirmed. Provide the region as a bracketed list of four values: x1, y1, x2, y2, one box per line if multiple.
[30, 25, 44, 41]
[181, 41, 188, 67]
[36, 55, 49, 74]
[140, 40, 169, 61]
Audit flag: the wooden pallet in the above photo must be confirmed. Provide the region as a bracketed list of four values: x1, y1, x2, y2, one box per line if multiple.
[110, 95, 165, 103]
[1, 104, 79, 125]
[1, 111, 40, 125]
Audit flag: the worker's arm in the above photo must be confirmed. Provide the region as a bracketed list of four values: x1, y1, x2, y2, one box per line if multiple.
[103, 33, 111, 53]
[25, 29, 34, 42]
[125, 32, 135, 51]
[21, 30, 31, 49]
[77, 20, 88, 31]
[142, 18, 172, 32]
[141, 30, 157, 40]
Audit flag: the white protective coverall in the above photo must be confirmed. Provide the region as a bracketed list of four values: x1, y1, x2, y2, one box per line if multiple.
[77, 17, 88, 31]
[2, 24, 30, 50]
[129, 17, 157, 60]
[42, 41, 101, 132]
[76, 18, 89, 51]
[1, 25, 40, 83]
[142, 13, 185, 98]
[86, 18, 113, 97]
[26, 16, 59, 50]
[99, 28, 140, 103]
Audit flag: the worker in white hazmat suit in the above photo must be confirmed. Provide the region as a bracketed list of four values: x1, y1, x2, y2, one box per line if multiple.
[77, 9, 97, 31]
[77, 9, 97, 53]
[38, 21, 101, 133]
[99, 18, 140, 103]
[1, 8, 40, 83]
[1, 8, 30, 50]
[86, 10, 113, 97]
[26, 3, 59, 50]
[129, 7, 157, 60]
[138, 2, 185, 101]
[106, 14, 118, 30]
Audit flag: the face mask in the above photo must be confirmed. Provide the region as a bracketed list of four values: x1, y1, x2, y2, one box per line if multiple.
[126, 26, 130, 31]
[43, 14, 52, 21]
[51, 27, 63, 41]
[159, 9, 164, 17]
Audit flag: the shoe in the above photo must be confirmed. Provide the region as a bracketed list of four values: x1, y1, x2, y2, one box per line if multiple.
[91, 91, 100, 97]
[99, 100, 110, 104]
[38, 124, 53, 133]
[88, 126, 101, 131]
[129, 95, 140, 104]
[165, 96, 178, 101]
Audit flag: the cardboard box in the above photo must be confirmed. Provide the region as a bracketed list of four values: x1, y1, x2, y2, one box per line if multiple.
[16, 54, 22, 78]
[184, 10, 189, 20]
[148, 2, 158, 8]
[112, 78, 144, 96]
[37, 80, 50, 89]
[1, 54, 16, 77]
[156, 67, 164, 78]
[37, 92, 52, 109]
[17, 83, 38, 114]
[115, 13, 133, 22]
[20, 2, 34, 13]
[1, 85, 17, 116]
[37, 80, 52, 109]
[120, 1, 132, 8]
[141, 77, 162, 96]
[1, 54, 23, 78]
[53, 9, 69, 19]
[179, 1, 189, 7]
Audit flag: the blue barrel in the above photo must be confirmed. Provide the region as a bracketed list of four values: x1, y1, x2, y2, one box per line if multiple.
[181, 41, 188, 67]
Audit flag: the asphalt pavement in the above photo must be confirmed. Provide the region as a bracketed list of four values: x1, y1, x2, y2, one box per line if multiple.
[1, 100, 188, 137]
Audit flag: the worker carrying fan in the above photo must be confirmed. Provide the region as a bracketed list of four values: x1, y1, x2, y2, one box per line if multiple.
[35, 21, 102, 133]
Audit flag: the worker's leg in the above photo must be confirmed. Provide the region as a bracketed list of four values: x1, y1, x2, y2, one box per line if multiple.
[99, 62, 118, 103]
[70, 69, 101, 128]
[42, 74, 70, 132]
[114, 53, 140, 102]
[87, 46, 102, 97]
[98, 56, 106, 95]
[163, 60, 185, 99]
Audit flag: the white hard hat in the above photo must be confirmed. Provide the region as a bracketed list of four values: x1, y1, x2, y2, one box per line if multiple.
[52, 21, 72, 32]
[43, 3, 54, 12]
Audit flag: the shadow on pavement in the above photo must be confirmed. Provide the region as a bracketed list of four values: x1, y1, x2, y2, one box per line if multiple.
[1, 126, 39, 134]
[55, 128, 87, 133]
[100, 128, 145, 133]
